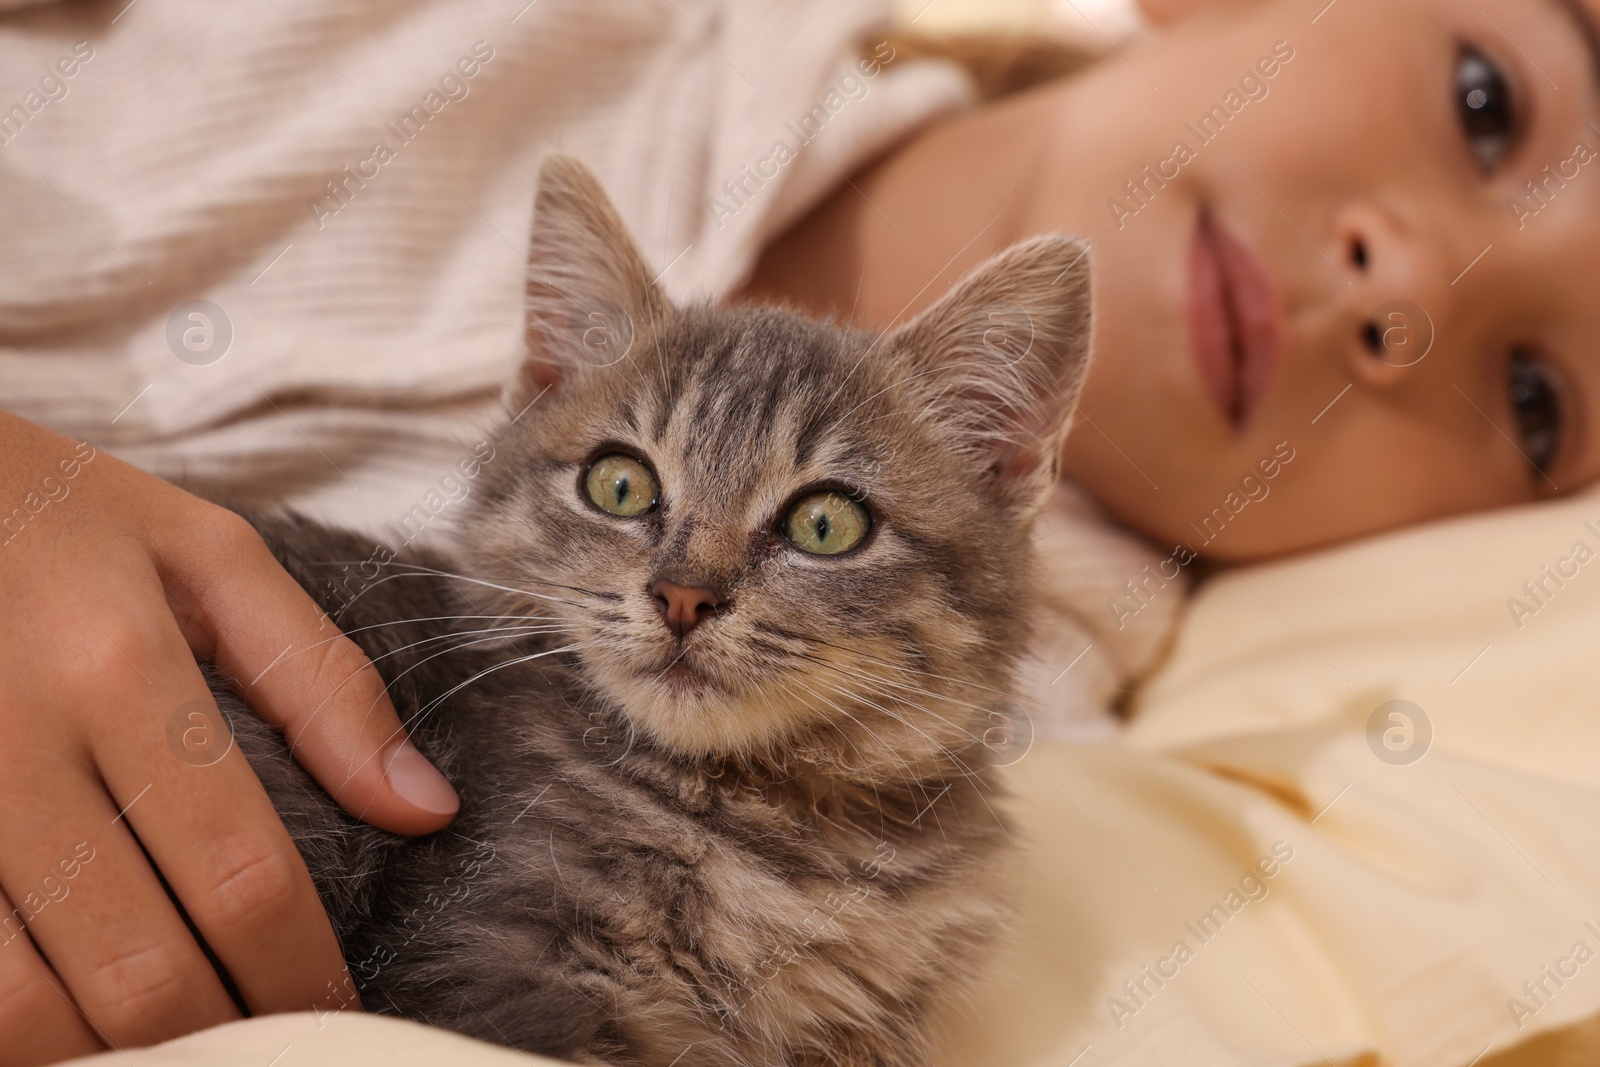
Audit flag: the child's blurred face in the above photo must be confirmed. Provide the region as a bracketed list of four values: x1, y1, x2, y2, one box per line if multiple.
[1041, 0, 1600, 561]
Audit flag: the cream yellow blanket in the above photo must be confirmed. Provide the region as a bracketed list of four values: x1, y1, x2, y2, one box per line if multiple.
[944, 482, 1600, 1067]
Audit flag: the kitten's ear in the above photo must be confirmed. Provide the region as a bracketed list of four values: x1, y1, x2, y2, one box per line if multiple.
[508, 155, 669, 413]
[888, 234, 1093, 515]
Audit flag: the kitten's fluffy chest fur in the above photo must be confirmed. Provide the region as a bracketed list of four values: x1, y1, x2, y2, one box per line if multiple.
[507, 719, 1005, 1067]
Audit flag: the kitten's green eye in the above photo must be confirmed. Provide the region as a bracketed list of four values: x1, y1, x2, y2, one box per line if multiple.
[783, 491, 871, 556]
[585, 453, 659, 517]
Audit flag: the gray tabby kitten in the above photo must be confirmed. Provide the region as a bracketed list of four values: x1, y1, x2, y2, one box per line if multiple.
[222, 155, 1092, 1067]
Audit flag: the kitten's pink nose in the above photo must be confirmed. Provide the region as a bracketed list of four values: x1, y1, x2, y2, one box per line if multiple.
[650, 578, 721, 637]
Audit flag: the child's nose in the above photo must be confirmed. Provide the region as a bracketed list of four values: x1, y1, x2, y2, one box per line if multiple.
[1328, 201, 1453, 389]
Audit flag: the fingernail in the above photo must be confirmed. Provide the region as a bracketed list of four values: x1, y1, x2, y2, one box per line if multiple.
[383, 741, 460, 816]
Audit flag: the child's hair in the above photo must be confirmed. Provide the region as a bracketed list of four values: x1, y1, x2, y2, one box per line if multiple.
[870, 29, 1095, 102]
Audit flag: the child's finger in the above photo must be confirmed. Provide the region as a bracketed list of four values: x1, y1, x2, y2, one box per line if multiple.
[0, 781, 240, 1050]
[88, 672, 355, 1020]
[0, 886, 102, 1067]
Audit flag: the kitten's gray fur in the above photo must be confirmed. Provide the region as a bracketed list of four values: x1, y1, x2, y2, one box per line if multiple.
[219, 156, 1092, 1067]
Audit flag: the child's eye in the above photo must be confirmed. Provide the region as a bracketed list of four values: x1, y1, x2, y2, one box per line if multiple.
[1456, 46, 1516, 172]
[1508, 348, 1563, 475]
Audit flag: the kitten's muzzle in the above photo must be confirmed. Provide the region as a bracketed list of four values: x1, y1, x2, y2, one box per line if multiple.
[649, 577, 723, 638]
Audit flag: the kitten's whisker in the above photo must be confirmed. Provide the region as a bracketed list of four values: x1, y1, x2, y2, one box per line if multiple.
[745, 628, 1011, 834]
[653, 642, 693, 679]
[364, 627, 580, 723]
[789, 677, 936, 811]
[806, 673, 983, 847]
[832, 666, 1002, 743]
[788, 676, 921, 782]
[765, 677, 874, 779]
[807, 670, 983, 783]
[832, 667, 1037, 792]
[358, 559, 613, 603]
[308, 558, 592, 595]
[323, 565, 589, 615]
[767, 625, 1043, 710]
[281, 626, 565, 756]
[775, 707, 900, 868]
[811, 668, 1014, 838]
[269, 614, 565, 662]
[808, 653, 994, 724]
[847, 679, 985, 759]
[339, 643, 588, 801]
[366, 625, 564, 672]
[756, 632, 998, 758]
[401, 643, 585, 738]
[803, 663, 1013, 840]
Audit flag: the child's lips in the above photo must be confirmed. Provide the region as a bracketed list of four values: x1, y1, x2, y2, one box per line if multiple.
[1185, 208, 1285, 429]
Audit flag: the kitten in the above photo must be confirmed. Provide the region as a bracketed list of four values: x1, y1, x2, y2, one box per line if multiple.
[221, 155, 1092, 1067]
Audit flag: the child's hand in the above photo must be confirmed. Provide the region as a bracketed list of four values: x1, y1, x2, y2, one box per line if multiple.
[0, 411, 459, 1065]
